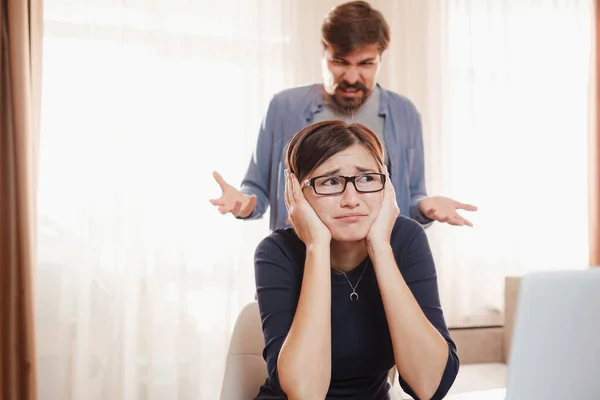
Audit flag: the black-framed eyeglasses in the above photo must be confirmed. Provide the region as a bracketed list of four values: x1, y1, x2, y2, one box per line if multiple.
[303, 173, 386, 195]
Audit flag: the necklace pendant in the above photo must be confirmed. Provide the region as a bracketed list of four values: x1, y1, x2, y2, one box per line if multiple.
[350, 291, 359, 301]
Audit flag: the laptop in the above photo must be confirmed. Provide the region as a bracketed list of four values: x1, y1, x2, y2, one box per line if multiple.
[504, 268, 600, 399]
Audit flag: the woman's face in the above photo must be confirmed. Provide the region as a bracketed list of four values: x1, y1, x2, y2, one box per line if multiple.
[302, 144, 384, 242]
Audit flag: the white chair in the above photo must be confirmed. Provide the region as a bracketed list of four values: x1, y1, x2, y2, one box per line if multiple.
[220, 302, 267, 400]
[221, 301, 401, 399]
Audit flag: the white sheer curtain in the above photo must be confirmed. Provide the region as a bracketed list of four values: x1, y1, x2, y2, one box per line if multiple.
[435, 0, 592, 326]
[375, 0, 593, 326]
[36, 0, 594, 398]
[36, 1, 316, 398]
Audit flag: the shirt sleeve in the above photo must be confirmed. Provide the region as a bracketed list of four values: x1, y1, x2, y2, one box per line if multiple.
[405, 106, 434, 228]
[238, 95, 279, 220]
[254, 232, 302, 393]
[393, 219, 460, 399]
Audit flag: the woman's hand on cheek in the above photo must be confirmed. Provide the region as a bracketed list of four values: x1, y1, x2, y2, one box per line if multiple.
[284, 170, 331, 247]
[366, 166, 399, 247]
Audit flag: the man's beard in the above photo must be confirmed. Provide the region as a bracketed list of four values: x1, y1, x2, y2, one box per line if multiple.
[330, 80, 371, 115]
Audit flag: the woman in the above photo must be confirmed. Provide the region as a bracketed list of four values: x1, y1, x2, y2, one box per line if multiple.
[254, 121, 459, 400]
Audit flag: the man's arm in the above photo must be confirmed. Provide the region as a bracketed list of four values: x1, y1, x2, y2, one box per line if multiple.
[238, 96, 279, 220]
[406, 108, 434, 227]
[403, 104, 478, 227]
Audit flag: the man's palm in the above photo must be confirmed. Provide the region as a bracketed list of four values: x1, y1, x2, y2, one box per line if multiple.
[210, 171, 257, 218]
[420, 196, 477, 227]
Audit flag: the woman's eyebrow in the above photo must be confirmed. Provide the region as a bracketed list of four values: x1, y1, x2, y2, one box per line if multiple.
[316, 166, 378, 176]
[318, 168, 341, 176]
[355, 166, 378, 173]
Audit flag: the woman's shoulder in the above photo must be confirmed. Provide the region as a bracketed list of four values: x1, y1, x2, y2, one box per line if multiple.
[390, 216, 429, 250]
[255, 228, 306, 266]
[392, 215, 426, 236]
[257, 227, 302, 249]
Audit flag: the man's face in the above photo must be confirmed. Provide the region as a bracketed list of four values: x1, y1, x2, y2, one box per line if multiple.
[322, 43, 382, 112]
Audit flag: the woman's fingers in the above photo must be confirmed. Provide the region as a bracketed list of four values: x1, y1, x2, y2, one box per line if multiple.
[383, 165, 392, 193]
[383, 166, 395, 199]
[284, 170, 297, 228]
[284, 170, 294, 210]
[290, 173, 302, 199]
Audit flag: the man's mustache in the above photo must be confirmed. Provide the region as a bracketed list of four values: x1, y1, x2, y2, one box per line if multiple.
[336, 81, 368, 93]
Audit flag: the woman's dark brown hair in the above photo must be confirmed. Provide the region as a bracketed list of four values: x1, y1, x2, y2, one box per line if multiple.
[285, 120, 385, 183]
[321, 1, 390, 56]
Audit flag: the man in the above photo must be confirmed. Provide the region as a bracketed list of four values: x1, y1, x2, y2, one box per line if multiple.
[210, 1, 477, 231]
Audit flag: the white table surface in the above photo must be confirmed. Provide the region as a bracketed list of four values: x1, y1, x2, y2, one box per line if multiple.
[446, 388, 506, 399]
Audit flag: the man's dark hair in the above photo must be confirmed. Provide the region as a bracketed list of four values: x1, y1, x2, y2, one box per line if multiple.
[321, 1, 390, 56]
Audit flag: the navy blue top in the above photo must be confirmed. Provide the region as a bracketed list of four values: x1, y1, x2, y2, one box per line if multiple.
[253, 216, 459, 399]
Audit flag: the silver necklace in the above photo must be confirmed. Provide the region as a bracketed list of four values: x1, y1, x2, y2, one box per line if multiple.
[332, 260, 369, 301]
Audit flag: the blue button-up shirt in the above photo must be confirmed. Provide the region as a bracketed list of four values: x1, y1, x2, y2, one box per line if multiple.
[240, 83, 432, 231]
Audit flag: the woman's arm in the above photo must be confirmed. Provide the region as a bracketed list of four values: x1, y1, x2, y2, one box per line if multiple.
[367, 169, 458, 399]
[256, 171, 334, 399]
[277, 243, 331, 399]
[368, 220, 458, 399]
[255, 237, 332, 400]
